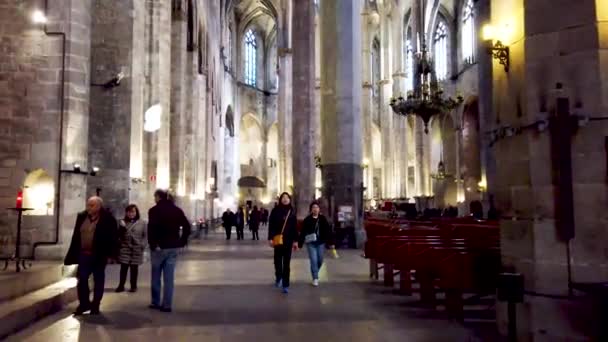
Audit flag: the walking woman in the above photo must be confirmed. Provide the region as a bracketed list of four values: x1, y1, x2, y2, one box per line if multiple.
[236, 207, 246, 240]
[268, 192, 298, 293]
[116, 204, 146, 292]
[298, 201, 334, 287]
[249, 206, 261, 240]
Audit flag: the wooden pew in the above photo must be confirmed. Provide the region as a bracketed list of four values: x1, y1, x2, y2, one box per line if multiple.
[363, 217, 501, 320]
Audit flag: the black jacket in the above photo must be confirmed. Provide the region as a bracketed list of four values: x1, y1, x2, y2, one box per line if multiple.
[268, 205, 298, 246]
[148, 199, 191, 250]
[298, 214, 333, 248]
[236, 210, 245, 229]
[64, 209, 118, 266]
[249, 210, 260, 231]
[222, 211, 235, 228]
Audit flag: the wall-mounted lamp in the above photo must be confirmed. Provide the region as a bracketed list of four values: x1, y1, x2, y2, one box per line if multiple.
[32, 10, 47, 24]
[61, 163, 100, 176]
[482, 24, 510, 72]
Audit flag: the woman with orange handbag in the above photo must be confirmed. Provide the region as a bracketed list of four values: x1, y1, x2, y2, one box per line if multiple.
[268, 192, 299, 294]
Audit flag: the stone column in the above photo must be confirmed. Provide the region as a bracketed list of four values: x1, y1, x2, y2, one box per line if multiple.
[157, 1, 172, 191]
[291, 0, 316, 218]
[169, 2, 187, 203]
[86, 0, 136, 217]
[360, 10, 373, 200]
[320, 0, 364, 245]
[129, 0, 146, 206]
[277, 0, 293, 196]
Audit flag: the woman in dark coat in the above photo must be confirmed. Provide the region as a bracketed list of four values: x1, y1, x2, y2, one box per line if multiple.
[236, 207, 246, 240]
[249, 206, 261, 240]
[298, 201, 334, 286]
[268, 192, 299, 293]
[115, 204, 146, 292]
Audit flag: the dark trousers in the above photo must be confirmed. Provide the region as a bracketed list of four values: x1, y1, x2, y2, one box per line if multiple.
[224, 226, 232, 239]
[236, 227, 244, 240]
[274, 245, 293, 288]
[118, 263, 139, 290]
[77, 254, 106, 309]
[251, 230, 259, 240]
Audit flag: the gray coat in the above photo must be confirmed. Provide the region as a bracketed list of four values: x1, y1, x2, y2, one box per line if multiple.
[117, 219, 147, 265]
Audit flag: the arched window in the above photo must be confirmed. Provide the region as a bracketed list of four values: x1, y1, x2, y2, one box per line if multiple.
[462, 0, 475, 63]
[404, 28, 414, 93]
[434, 20, 448, 80]
[244, 29, 257, 86]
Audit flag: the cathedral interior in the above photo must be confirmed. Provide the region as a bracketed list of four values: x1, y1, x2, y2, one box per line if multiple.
[0, 0, 607, 341]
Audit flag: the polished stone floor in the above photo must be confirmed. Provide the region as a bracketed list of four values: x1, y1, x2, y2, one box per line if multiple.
[7, 228, 498, 342]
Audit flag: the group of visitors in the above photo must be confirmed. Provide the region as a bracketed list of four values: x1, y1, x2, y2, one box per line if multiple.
[221, 206, 268, 240]
[62, 189, 333, 316]
[64, 189, 190, 315]
[268, 192, 334, 293]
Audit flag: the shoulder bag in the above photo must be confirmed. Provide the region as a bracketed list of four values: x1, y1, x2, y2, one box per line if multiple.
[272, 210, 291, 246]
[304, 218, 319, 244]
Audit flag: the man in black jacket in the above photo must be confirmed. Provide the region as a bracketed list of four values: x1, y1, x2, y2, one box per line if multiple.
[148, 189, 191, 313]
[64, 196, 118, 315]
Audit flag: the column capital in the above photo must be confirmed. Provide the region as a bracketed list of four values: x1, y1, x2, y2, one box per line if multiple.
[392, 72, 407, 78]
[378, 79, 392, 85]
[362, 81, 373, 89]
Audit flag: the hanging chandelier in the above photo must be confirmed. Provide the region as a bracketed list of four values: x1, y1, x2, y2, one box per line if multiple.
[390, 46, 463, 133]
[389, 0, 463, 134]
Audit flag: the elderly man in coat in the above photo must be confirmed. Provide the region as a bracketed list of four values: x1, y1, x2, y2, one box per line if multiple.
[64, 196, 118, 315]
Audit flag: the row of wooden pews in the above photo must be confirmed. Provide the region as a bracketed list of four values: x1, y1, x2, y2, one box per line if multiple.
[364, 216, 500, 320]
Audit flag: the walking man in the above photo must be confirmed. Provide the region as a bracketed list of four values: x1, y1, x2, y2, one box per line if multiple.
[64, 196, 118, 315]
[148, 189, 191, 313]
[221, 208, 235, 240]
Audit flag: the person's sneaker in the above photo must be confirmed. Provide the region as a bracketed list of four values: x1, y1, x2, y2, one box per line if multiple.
[312, 279, 319, 287]
[129, 288, 137, 293]
[149, 304, 161, 310]
[160, 307, 172, 313]
[115, 286, 125, 293]
[90, 307, 101, 315]
[282, 287, 289, 294]
[275, 279, 282, 288]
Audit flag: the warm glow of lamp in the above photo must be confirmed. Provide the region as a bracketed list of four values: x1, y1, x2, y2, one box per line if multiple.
[32, 10, 47, 24]
[457, 193, 465, 203]
[261, 196, 271, 205]
[478, 179, 487, 191]
[482, 24, 496, 41]
[144, 104, 162, 132]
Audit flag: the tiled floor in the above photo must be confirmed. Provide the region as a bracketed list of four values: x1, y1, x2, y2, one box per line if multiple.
[7, 229, 497, 341]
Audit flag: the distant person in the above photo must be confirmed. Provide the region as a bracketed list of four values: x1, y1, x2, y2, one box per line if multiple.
[221, 208, 235, 240]
[268, 192, 299, 294]
[236, 207, 245, 240]
[116, 204, 146, 293]
[148, 189, 191, 313]
[249, 206, 261, 240]
[64, 196, 117, 315]
[298, 201, 334, 287]
[470, 200, 484, 220]
[198, 218, 209, 239]
[261, 208, 269, 227]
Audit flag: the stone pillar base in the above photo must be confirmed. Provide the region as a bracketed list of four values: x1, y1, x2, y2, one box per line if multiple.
[322, 163, 364, 248]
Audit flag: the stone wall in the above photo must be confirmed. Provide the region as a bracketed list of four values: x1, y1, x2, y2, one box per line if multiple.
[0, 0, 92, 259]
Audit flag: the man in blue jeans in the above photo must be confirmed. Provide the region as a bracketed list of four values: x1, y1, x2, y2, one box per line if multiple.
[148, 189, 191, 313]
